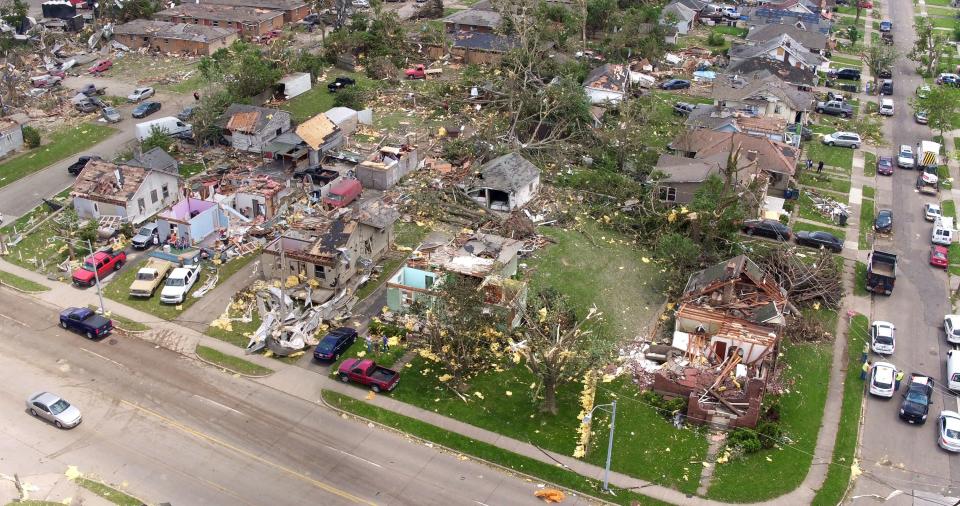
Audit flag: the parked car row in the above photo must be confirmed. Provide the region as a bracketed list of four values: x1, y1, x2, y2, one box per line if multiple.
[740, 219, 844, 252]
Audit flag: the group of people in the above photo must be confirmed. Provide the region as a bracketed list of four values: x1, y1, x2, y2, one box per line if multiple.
[805, 159, 826, 174]
[861, 342, 905, 390]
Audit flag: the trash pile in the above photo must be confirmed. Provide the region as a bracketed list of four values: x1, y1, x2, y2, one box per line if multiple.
[804, 189, 850, 224]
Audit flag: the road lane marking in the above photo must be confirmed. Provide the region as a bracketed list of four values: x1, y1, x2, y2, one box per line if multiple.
[80, 347, 125, 369]
[192, 394, 242, 415]
[119, 400, 376, 505]
[0, 313, 28, 327]
[322, 444, 383, 468]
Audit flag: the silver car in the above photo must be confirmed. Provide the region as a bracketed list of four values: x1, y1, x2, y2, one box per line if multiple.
[822, 131, 862, 149]
[26, 392, 82, 429]
[101, 106, 121, 123]
[939, 411, 960, 452]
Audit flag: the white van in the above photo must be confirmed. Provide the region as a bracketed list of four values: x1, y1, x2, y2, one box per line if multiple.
[948, 349, 960, 391]
[135, 117, 192, 141]
[879, 98, 894, 116]
[933, 216, 955, 246]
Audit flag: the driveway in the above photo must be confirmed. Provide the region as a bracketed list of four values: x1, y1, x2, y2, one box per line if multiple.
[853, 1, 960, 501]
[0, 77, 194, 220]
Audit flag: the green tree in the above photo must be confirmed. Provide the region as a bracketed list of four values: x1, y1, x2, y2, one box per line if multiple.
[21, 125, 40, 148]
[512, 289, 610, 415]
[141, 126, 174, 153]
[863, 43, 898, 102]
[914, 86, 960, 140]
[910, 17, 949, 76]
[101, 0, 161, 23]
[333, 85, 368, 109]
[199, 41, 282, 98]
[0, 0, 27, 55]
[585, 0, 615, 38]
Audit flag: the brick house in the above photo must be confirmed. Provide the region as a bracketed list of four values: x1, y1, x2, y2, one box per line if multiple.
[198, 0, 309, 22]
[154, 3, 284, 39]
[114, 19, 238, 55]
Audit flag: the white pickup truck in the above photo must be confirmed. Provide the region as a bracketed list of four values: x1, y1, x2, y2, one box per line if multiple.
[159, 265, 200, 304]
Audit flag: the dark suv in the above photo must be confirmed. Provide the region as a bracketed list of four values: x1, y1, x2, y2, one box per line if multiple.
[741, 219, 791, 241]
[313, 327, 359, 361]
[830, 68, 861, 81]
[880, 79, 893, 95]
[899, 374, 934, 424]
[67, 155, 102, 175]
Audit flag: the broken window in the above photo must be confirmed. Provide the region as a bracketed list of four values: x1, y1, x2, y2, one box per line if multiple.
[138, 198, 145, 213]
[658, 187, 677, 202]
[162, 184, 170, 199]
[314, 264, 325, 278]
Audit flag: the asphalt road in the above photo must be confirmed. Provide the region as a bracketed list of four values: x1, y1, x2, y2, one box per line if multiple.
[0, 78, 193, 220]
[853, 3, 960, 502]
[0, 288, 586, 505]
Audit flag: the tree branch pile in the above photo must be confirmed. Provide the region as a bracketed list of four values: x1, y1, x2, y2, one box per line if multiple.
[756, 247, 843, 308]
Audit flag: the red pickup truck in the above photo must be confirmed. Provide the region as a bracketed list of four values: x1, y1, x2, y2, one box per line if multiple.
[72, 249, 126, 286]
[338, 359, 400, 392]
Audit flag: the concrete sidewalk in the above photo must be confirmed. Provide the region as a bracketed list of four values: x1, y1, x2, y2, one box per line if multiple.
[0, 254, 853, 506]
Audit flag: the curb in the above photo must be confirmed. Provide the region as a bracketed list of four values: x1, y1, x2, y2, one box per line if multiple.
[0, 279, 51, 295]
[318, 389, 619, 506]
[193, 352, 275, 378]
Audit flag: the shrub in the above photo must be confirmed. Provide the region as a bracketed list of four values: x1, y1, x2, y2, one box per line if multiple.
[22, 125, 41, 148]
[727, 427, 763, 454]
[333, 86, 367, 110]
[369, 320, 407, 337]
[639, 391, 687, 418]
[756, 420, 784, 449]
[707, 31, 726, 46]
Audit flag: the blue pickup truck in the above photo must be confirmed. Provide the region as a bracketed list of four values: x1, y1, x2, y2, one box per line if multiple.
[59, 307, 113, 339]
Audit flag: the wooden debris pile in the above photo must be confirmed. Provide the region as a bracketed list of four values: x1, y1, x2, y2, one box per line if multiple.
[756, 247, 843, 308]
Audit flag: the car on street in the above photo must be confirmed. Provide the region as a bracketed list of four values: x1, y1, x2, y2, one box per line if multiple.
[786, 123, 813, 141]
[877, 156, 894, 176]
[938, 411, 960, 452]
[26, 392, 81, 429]
[870, 321, 896, 355]
[741, 219, 790, 241]
[88, 59, 112, 74]
[925, 203, 942, 222]
[869, 361, 897, 398]
[127, 87, 155, 102]
[313, 327, 358, 361]
[874, 209, 893, 234]
[897, 145, 914, 168]
[900, 374, 934, 424]
[67, 155, 101, 176]
[931, 245, 949, 269]
[72, 249, 126, 286]
[160, 265, 200, 304]
[327, 76, 356, 92]
[917, 85, 931, 98]
[59, 306, 113, 339]
[659, 79, 691, 90]
[915, 110, 929, 124]
[100, 106, 121, 123]
[177, 105, 196, 120]
[132, 101, 161, 119]
[879, 20, 892, 31]
[795, 230, 843, 252]
[936, 73, 960, 86]
[822, 131, 861, 148]
[945, 315, 960, 344]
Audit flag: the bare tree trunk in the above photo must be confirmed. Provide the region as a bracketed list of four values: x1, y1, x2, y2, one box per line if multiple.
[541, 377, 559, 415]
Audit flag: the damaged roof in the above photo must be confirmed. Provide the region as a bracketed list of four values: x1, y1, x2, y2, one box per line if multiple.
[266, 218, 356, 267]
[416, 232, 523, 278]
[712, 73, 814, 112]
[155, 3, 284, 23]
[71, 161, 154, 206]
[583, 64, 630, 93]
[116, 19, 237, 42]
[745, 22, 828, 50]
[126, 147, 179, 175]
[236, 174, 286, 197]
[220, 104, 290, 133]
[463, 153, 540, 193]
[683, 255, 787, 306]
[726, 57, 817, 87]
[295, 112, 339, 150]
[451, 31, 516, 52]
[670, 129, 797, 176]
[728, 34, 827, 69]
[443, 8, 502, 28]
[201, 0, 307, 10]
[355, 199, 400, 230]
[654, 154, 723, 183]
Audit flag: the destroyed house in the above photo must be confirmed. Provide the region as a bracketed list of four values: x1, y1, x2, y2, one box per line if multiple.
[653, 153, 758, 205]
[126, 147, 180, 175]
[356, 144, 419, 190]
[219, 104, 292, 153]
[386, 232, 527, 328]
[72, 160, 181, 225]
[229, 175, 294, 220]
[712, 73, 813, 123]
[727, 34, 826, 72]
[460, 153, 541, 212]
[156, 197, 229, 245]
[154, 3, 284, 39]
[113, 19, 238, 55]
[198, 0, 310, 23]
[583, 64, 630, 105]
[681, 254, 788, 323]
[744, 22, 829, 52]
[295, 111, 343, 167]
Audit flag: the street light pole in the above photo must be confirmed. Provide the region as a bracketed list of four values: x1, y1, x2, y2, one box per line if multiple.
[581, 400, 618, 493]
[87, 238, 106, 315]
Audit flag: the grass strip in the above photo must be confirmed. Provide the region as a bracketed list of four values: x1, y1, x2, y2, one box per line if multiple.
[75, 477, 143, 506]
[859, 198, 875, 250]
[86, 305, 149, 332]
[863, 152, 876, 177]
[0, 124, 115, 190]
[943, 200, 957, 220]
[0, 270, 50, 292]
[322, 390, 673, 506]
[196, 345, 273, 376]
[854, 262, 868, 296]
[862, 186, 875, 200]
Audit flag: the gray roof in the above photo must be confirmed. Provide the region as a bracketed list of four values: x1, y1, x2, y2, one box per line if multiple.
[683, 255, 767, 296]
[684, 106, 739, 131]
[655, 153, 722, 183]
[443, 8, 502, 28]
[127, 147, 179, 175]
[745, 22, 828, 51]
[583, 64, 630, 93]
[676, 0, 708, 11]
[468, 153, 540, 192]
[115, 19, 237, 42]
[661, 2, 697, 22]
[712, 73, 813, 111]
[726, 57, 817, 87]
[200, 0, 306, 11]
[355, 199, 400, 229]
[729, 35, 826, 69]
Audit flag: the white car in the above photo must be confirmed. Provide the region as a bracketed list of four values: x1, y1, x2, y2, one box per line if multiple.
[127, 87, 155, 102]
[822, 131, 862, 148]
[351, 0, 369, 6]
[947, 315, 960, 344]
[925, 203, 942, 222]
[870, 321, 896, 355]
[939, 411, 960, 452]
[897, 145, 914, 168]
[869, 361, 897, 398]
[159, 265, 199, 304]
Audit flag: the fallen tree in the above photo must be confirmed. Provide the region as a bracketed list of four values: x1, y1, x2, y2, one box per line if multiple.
[756, 247, 843, 309]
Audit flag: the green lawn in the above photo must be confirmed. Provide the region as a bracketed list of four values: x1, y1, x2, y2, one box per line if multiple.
[806, 141, 855, 171]
[281, 70, 365, 123]
[88, 305, 149, 332]
[954, 137, 960, 153]
[926, 0, 952, 5]
[859, 198, 875, 250]
[196, 345, 273, 375]
[391, 361, 708, 493]
[812, 315, 867, 505]
[322, 391, 674, 506]
[0, 124, 115, 189]
[799, 191, 845, 226]
[707, 316, 835, 501]
[943, 200, 957, 220]
[158, 73, 208, 94]
[863, 152, 876, 177]
[940, 165, 954, 190]
[713, 26, 748, 37]
[862, 186, 875, 200]
[794, 221, 847, 242]
[394, 221, 431, 249]
[926, 5, 958, 15]
[854, 261, 868, 296]
[207, 304, 261, 348]
[800, 172, 853, 195]
[0, 270, 49, 292]
[75, 477, 144, 506]
[329, 332, 408, 372]
[356, 254, 405, 301]
[927, 15, 958, 28]
[830, 55, 862, 67]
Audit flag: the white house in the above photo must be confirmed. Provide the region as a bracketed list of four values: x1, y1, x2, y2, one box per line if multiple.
[0, 118, 23, 158]
[71, 160, 182, 225]
[583, 64, 631, 105]
[660, 2, 697, 35]
[220, 104, 292, 154]
[460, 153, 541, 212]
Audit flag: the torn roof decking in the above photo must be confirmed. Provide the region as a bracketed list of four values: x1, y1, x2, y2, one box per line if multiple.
[265, 219, 354, 267]
[295, 113, 339, 150]
[676, 303, 778, 347]
[682, 255, 787, 307]
[72, 161, 151, 206]
[410, 232, 522, 278]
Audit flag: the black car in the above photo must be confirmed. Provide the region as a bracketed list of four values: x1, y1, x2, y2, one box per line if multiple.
[741, 219, 791, 241]
[877, 68, 892, 79]
[795, 230, 843, 252]
[786, 123, 813, 141]
[899, 374, 934, 424]
[830, 68, 861, 81]
[67, 155, 102, 175]
[880, 79, 893, 95]
[300, 13, 320, 25]
[327, 76, 356, 92]
[874, 209, 893, 233]
[673, 101, 696, 116]
[313, 327, 358, 361]
[177, 105, 196, 121]
[132, 101, 161, 118]
[660, 79, 691, 90]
